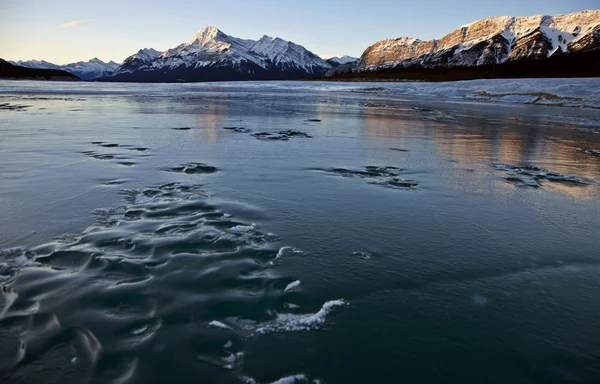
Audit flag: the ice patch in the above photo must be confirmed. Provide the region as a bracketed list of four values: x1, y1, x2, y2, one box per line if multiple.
[241, 375, 316, 384]
[223, 340, 232, 348]
[208, 320, 232, 329]
[0, 247, 40, 277]
[353, 251, 372, 260]
[223, 351, 244, 365]
[254, 299, 346, 334]
[269, 246, 303, 265]
[229, 224, 257, 234]
[131, 326, 148, 335]
[270, 375, 309, 384]
[284, 280, 301, 292]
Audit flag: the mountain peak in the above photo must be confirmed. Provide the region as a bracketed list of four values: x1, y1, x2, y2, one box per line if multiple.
[107, 27, 334, 81]
[137, 48, 161, 56]
[188, 25, 225, 46]
[323, 55, 360, 65]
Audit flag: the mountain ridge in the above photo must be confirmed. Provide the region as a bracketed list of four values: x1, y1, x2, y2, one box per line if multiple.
[328, 9, 600, 78]
[11, 58, 119, 80]
[101, 26, 332, 82]
[7, 10, 599, 83]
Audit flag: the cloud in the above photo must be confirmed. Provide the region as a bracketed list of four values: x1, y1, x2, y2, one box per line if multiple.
[59, 20, 92, 28]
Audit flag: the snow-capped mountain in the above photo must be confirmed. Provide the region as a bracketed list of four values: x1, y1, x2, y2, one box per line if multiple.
[1, 59, 80, 81]
[322, 55, 360, 67]
[335, 10, 600, 74]
[248, 35, 331, 73]
[104, 26, 331, 82]
[112, 48, 161, 75]
[11, 58, 119, 80]
[9, 59, 61, 70]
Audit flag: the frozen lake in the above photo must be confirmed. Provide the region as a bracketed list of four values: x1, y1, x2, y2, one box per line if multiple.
[1, 79, 600, 384]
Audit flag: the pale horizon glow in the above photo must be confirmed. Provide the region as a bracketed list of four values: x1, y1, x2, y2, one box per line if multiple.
[0, 0, 597, 65]
[58, 20, 93, 28]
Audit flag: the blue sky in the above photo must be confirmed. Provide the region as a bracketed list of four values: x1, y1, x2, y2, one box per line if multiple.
[1, 0, 597, 64]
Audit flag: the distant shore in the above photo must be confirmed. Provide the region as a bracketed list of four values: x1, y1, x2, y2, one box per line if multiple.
[323, 50, 600, 83]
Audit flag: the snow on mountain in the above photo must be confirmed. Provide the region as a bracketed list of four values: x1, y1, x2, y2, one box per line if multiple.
[112, 48, 162, 75]
[11, 58, 119, 80]
[356, 10, 600, 70]
[150, 26, 266, 70]
[106, 26, 331, 82]
[10, 59, 61, 70]
[249, 35, 331, 73]
[323, 55, 360, 66]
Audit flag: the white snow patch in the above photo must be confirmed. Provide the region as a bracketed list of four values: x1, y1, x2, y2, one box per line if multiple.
[284, 280, 301, 292]
[254, 299, 346, 334]
[276, 246, 303, 259]
[269, 374, 309, 384]
[269, 246, 303, 265]
[208, 320, 232, 329]
[131, 326, 148, 335]
[228, 224, 257, 234]
[223, 351, 244, 364]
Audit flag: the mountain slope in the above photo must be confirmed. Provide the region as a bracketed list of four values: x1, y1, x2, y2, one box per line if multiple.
[249, 35, 331, 73]
[1, 59, 80, 81]
[112, 48, 161, 75]
[103, 26, 331, 82]
[11, 58, 119, 80]
[328, 10, 600, 80]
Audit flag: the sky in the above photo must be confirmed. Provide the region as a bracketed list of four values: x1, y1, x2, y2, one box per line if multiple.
[0, 0, 598, 64]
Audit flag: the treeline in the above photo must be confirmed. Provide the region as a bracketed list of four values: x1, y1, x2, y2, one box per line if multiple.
[0, 59, 80, 81]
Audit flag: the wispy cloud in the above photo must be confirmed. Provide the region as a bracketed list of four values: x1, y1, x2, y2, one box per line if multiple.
[59, 20, 92, 28]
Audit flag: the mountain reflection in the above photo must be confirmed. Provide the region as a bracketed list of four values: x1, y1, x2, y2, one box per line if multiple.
[360, 103, 600, 199]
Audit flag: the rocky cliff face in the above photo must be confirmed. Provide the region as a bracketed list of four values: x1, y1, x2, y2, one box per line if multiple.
[355, 10, 600, 71]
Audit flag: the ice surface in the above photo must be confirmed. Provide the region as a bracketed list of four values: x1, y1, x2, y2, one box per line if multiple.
[2, 77, 598, 109]
[347, 78, 600, 109]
